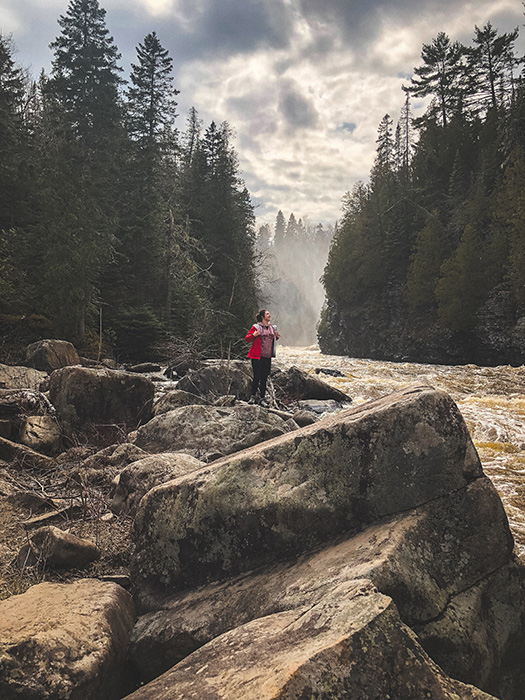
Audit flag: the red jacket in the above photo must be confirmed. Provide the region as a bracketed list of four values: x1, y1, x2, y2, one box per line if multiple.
[245, 323, 278, 359]
[245, 324, 263, 359]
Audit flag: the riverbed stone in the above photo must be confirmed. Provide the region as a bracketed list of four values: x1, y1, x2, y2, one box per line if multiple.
[133, 404, 292, 460]
[16, 525, 100, 570]
[0, 363, 47, 391]
[124, 580, 495, 700]
[130, 385, 482, 609]
[272, 364, 351, 402]
[0, 579, 136, 700]
[25, 338, 80, 373]
[48, 366, 154, 432]
[111, 453, 204, 516]
[19, 415, 61, 455]
[176, 360, 252, 399]
[153, 389, 209, 416]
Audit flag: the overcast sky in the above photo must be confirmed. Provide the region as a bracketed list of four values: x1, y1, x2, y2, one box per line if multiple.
[2, 0, 524, 230]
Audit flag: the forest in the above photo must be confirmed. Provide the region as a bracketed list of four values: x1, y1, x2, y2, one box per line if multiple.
[320, 21, 525, 365]
[0, 0, 259, 363]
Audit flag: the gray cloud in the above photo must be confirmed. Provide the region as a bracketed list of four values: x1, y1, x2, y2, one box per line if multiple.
[278, 83, 319, 129]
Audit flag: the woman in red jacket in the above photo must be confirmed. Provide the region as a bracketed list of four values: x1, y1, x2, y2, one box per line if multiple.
[245, 309, 280, 408]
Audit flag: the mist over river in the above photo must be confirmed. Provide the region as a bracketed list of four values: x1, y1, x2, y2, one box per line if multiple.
[278, 345, 525, 559]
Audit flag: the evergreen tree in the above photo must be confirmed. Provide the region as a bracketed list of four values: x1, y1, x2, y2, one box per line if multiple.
[405, 213, 446, 312]
[471, 22, 520, 112]
[48, 0, 123, 145]
[126, 31, 179, 154]
[406, 32, 470, 127]
[41, 0, 126, 340]
[274, 210, 286, 246]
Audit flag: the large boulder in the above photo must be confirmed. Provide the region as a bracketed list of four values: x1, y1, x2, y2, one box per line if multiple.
[133, 404, 292, 461]
[131, 385, 481, 608]
[124, 580, 495, 700]
[48, 366, 154, 433]
[129, 478, 515, 688]
[0, 364, 46, 391]
[111, 453, 204, 516]
[176, 360, 252, 399]
[25, 338, 80, 374]
[0, 579, 136, 700]
[272, 364, 351, 402]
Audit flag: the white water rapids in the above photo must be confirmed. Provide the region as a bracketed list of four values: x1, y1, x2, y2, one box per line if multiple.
[278, 345, 525, 559]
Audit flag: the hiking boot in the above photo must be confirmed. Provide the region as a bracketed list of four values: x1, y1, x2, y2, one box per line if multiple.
[248, 395, 257, 405]
[259, 398, 269, 408]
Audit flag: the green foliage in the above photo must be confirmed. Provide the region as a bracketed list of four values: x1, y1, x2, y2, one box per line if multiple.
[1, 2, 259, 361]
[405, 213, 446, 312]
[112, 305, 163, 361]
[322, 20, 525, 354]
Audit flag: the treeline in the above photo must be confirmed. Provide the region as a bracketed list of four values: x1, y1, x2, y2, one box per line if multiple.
[320, 22, 525, 364]
[256, 212, 333, 345]
[0, 0, 257, 361]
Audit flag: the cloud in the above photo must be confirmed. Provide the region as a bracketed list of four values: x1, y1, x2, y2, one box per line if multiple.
[3, 0, 524, 230]
[278, 81, 319, 129]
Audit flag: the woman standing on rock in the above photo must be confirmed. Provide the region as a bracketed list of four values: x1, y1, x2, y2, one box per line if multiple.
[245, 309, 279, 408]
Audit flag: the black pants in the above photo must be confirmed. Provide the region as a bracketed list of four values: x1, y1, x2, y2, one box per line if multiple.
[251, 357, 272, 398]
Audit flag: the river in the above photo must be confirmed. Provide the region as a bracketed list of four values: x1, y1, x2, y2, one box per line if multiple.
[278, 345, 525, 559]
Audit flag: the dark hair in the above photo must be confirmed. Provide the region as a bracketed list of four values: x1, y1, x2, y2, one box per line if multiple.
[256, 309, 268, 322]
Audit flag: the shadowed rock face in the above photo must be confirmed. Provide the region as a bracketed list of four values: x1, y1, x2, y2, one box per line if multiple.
[124, 580, 496, 700]
[131, 385, 482, 609]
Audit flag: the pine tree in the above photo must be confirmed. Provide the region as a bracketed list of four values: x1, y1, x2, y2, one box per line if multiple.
[471, 22, 520, 112]
[48, 0, 123, 145]
[406, 32, 470, 127]
[126, 31, 179, 154]
[274, 210, 286, 246]
[42, 0, 126, 340]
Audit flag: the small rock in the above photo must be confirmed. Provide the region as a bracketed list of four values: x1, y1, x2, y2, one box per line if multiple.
[16, 525, 100, 569]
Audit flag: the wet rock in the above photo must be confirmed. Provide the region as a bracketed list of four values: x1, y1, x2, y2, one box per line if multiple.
[111, 453, 204, 516]
[176, 360, 252, 400]
[48, 366, 154, 433]
[272, 364, 351, 402]
[315, 366, 345, 377]
[133, 404, 292, 461]
[20, 415, 62, 454]
[125, 580, 495, 700]
[25, 338, 80, 373]
[153, 390, 208, 416]
[130, 385, 482, 609]
[16, 525, 100, 569]
[0, 579, 136, 700]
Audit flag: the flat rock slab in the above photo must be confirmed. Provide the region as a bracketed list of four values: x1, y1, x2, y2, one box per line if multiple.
[0, 579, 136, 700]
[131, 385, 482, 608]
[124, 580, 495, 700]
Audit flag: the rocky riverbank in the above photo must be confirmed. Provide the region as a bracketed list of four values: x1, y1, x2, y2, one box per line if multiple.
[1, 339, 524, 699]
